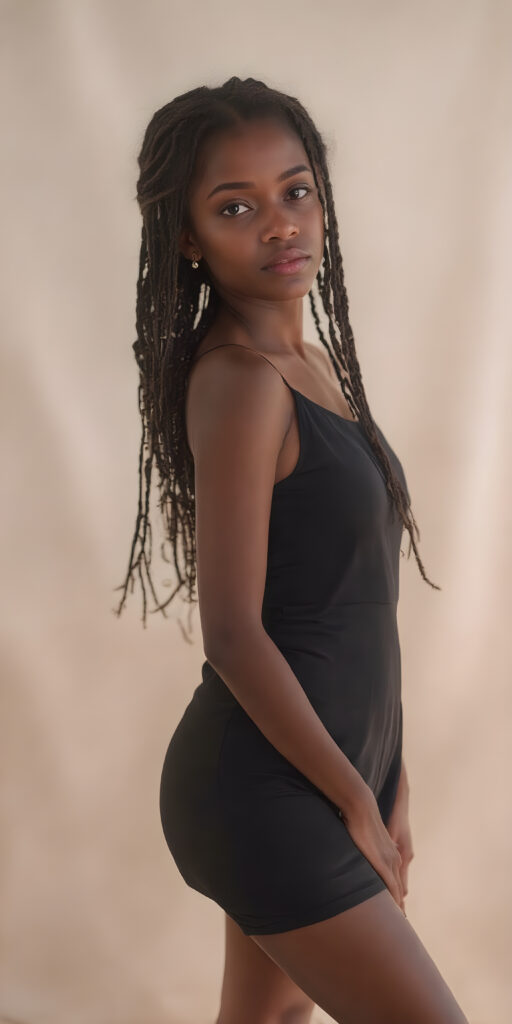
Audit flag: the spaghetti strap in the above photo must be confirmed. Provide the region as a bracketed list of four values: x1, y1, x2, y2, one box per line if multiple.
[192, 343, 292, 390]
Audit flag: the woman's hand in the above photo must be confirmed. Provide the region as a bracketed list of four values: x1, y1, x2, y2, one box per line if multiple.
[385, 771, 414, 902]
[340, 785, 407, 914]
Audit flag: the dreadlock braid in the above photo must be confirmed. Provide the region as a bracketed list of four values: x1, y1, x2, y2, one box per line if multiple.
[113, 75, 440, 637]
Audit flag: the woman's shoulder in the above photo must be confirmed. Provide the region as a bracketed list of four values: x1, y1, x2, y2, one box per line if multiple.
[304, 340, 338, 384]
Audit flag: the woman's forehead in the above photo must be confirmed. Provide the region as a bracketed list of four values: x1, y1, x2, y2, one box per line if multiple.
[190, 119, 309, 198]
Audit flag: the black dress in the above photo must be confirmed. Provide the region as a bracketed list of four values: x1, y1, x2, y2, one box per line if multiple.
[159, 344, 410, 936]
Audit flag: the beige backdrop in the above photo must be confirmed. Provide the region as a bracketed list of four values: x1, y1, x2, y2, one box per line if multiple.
[2, 1, 511, 1022]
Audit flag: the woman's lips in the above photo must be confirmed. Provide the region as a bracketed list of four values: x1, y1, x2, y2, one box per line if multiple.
[263, 256, 311, 275]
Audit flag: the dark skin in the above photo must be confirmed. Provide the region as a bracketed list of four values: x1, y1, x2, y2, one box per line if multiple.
[178, 120, 466, 1024]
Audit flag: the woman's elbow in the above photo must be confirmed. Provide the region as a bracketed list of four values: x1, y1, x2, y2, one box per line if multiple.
[202, 611, 265, 666]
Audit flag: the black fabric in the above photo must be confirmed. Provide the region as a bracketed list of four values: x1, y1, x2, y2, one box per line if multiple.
[159, 344, 410, 935]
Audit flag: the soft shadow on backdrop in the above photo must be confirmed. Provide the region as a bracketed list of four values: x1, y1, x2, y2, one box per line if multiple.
[2, 1, 511, 1022]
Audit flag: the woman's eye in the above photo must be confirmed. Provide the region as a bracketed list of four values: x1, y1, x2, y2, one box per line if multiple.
[220, 200, 251, 218]
[220, 185, 312, 218]
[288, 185, 311, 200]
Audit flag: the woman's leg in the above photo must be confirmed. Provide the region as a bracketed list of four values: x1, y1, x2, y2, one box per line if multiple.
[250, 889, 470, 1024]
[215, 912, 315, 1024]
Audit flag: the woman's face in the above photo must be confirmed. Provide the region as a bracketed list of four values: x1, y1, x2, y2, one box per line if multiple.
[181, 117, 325, 303]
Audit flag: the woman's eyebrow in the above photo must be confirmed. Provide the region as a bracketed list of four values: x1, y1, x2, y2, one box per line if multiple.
[206, 164, 312, 200]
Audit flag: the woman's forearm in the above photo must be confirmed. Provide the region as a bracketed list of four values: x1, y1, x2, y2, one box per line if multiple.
[398, 756, 410, 797]
[207, 625, 369, 816]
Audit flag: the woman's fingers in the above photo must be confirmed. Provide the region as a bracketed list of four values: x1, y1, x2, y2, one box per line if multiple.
[342, 787, 407, 916]
[388, 844, 405, 913]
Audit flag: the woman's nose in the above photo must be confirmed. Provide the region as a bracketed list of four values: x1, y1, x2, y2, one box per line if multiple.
[260, 205, 299, 243]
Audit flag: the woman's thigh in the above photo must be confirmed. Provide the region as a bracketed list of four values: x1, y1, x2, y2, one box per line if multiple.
[218, 912, 315, 1024]
[250, 889, 470, 1024]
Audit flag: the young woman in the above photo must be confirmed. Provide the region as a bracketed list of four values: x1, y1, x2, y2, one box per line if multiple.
[115, 77, 469, 1024]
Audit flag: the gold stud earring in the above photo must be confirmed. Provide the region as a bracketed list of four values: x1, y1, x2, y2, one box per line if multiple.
[191, 252, 200, 269]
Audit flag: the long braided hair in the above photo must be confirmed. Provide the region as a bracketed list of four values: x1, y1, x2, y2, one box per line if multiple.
[113, 76, 440, 637]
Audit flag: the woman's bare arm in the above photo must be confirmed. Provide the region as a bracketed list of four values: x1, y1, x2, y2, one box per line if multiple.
[187, 345, 369, 815]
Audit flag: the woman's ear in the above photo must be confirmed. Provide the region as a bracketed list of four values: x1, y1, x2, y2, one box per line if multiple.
[178, 227, 200, 261]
